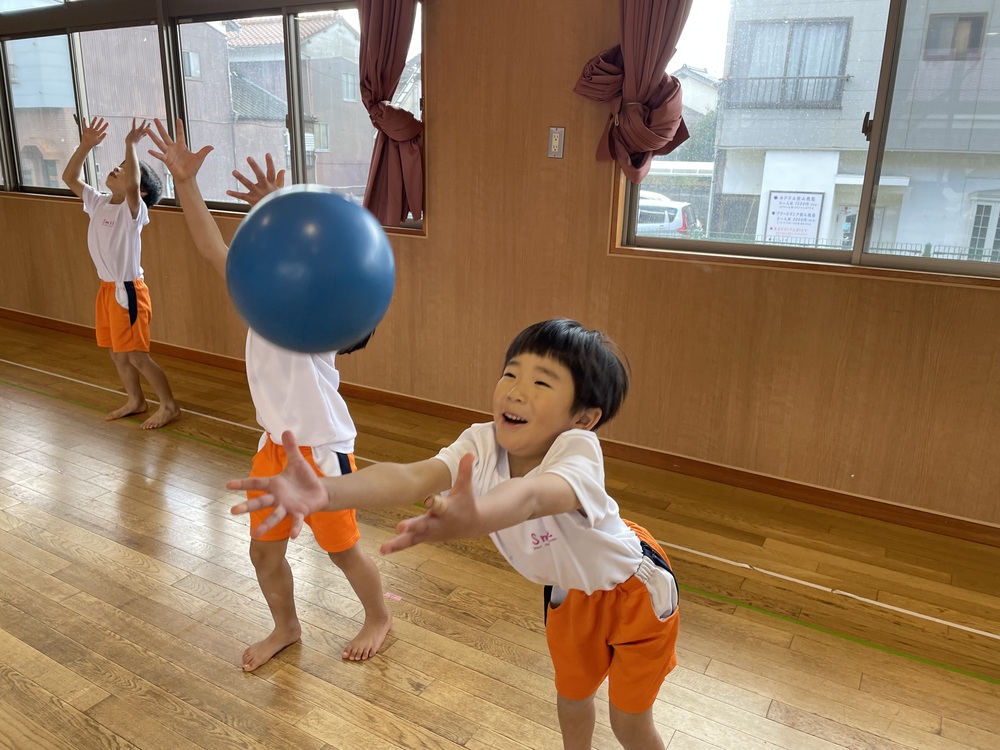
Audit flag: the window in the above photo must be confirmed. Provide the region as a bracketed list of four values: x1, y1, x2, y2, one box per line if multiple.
[924, 14, 985, 61]
[342, 71, 358, 101]
[296, 6, 421, 214]
[314, 122, 330, 151]
[179, 16, 290, 204]
[8, 34, 77, 190]
[182, 49, 201, 78]
[76, 26, 168, 195]
[969, 202, 1000, 262]
[624, 0, 1000, 279]
[728, 19, 850, 108]
[0, 0, 424, 226]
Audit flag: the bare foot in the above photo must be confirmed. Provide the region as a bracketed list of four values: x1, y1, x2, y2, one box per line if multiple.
[343, 612, 392, 661]
[242, 624, 301, 672]
[141, 403, 181, 430]
[107, 400, 147, 421]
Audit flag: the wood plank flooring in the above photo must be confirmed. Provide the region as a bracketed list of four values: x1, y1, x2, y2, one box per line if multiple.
[1, 317, 998, 749]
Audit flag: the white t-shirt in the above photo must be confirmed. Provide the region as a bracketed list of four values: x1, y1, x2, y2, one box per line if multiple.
[81, 184, 148, 283]
[433, 423, 642, 594]
[245, 329, 356, 453]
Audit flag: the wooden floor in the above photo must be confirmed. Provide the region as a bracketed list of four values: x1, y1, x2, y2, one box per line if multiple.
[1, 316, 999, 750]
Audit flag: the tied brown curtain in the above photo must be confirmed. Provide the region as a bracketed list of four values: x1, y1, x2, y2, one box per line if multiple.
[574, 0, 693, 184]
[359, 0, 423, 225]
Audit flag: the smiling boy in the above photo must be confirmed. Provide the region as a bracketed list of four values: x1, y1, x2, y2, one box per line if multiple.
[229, 318, 679, 750]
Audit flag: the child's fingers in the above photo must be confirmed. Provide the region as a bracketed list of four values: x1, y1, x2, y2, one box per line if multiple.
[151, 118, 173, 146]
[245, 156, 266, 183]
[423, 494, 447, 515]
[251, 505, 286, 537]
[226, 476, 270, 492]
[230, 169, 256, 190]
[264, 153, 276, 182]
[225, 189, 251, 203]
[231, 492, 274, 513]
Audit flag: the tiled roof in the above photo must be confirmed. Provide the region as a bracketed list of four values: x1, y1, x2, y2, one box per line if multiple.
[226, 12, 349, 48]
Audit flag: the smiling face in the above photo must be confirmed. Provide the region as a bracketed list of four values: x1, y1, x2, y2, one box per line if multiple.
[493, 352, 600, 477]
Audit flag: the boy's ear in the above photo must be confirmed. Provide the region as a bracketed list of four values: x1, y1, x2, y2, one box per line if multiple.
[573, 407, 602, 431]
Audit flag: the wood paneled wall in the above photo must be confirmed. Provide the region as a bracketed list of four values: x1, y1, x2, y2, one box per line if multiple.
[2, 0, 999, 525]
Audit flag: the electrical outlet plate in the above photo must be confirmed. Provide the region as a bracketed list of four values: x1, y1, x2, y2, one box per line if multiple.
[548, 127, 565, 158]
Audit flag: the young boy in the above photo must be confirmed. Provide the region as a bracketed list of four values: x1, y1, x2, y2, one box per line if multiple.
[229, 319, 679, 750]
[146, 118, 391, 669]
[62, 116, 180, 430]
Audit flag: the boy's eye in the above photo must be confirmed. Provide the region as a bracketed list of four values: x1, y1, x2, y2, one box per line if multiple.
[535, 380, 550, 388]
[501, 372, 514, 379]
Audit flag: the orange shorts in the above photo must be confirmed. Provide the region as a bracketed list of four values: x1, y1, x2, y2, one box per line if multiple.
[248, 435, 360, 552]
[95, 280, 151, 353]
[545, 520, 679, 713]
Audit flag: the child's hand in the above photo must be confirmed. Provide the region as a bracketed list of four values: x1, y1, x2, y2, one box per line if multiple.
[380, 453, 478, 554]
[124, 117, 150, 146]
[147, 117, 214, 182]
[80, 116, 108, 150]
[226, 154, 286, 207]
[227, 430, 329, 539]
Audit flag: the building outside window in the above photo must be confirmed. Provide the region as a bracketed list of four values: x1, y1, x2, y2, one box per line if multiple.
[627, 0, 1000, 277]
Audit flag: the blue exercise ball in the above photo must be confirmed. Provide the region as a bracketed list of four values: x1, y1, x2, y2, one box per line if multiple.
[226, 185, 395, 354]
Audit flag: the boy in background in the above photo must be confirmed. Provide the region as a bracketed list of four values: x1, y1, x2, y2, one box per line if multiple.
[62, 116, 179, 429]
[147, 118, 391, 669]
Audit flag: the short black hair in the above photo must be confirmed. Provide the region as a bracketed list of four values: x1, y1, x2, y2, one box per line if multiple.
[503, 318, 630, 429]
[138, 161, 163, 208]
[338, 328, 376, 355]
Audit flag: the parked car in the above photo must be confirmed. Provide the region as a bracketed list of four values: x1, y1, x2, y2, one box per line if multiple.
[637, 190, 702, 237]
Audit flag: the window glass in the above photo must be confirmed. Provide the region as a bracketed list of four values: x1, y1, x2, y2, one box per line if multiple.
[8, 34, 75, 189]
[179, 16, 289, 204]
[296, 7, 421, 206]
[76, 26, 168, 197]
[867, 0, 1000, 264]
[633, 0, 889, 255]
[0, 0, 62, 10]
[628, 0, 1000, 276]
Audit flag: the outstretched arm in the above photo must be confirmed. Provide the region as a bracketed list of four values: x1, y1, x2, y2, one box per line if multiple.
[62, 116, 108, 197]
[147, 118, 227, 278]
[380, 456, 581, 554]
[123, 118, 150, 218]
[227, 430, 453, 540]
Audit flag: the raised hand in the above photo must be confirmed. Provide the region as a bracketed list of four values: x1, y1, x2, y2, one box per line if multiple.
[227, 430, 330, 539]
[80, 116, 109, 150]
[380, 453, 478, 554]
[124, 117, 150, 147]
[146, 117, 214, 182]
[227, 154, 286, 207]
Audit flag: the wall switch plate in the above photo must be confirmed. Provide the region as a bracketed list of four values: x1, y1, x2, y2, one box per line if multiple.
[548, 127, 565, 158]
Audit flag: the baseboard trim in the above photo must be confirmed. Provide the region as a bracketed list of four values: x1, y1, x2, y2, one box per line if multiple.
[0, 308, 247, 372]
[5, 307, 998, 548]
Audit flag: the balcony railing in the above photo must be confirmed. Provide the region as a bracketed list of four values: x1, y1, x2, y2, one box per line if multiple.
[723, 75, 850, 109]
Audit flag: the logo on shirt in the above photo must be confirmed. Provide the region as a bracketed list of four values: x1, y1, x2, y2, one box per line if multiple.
[101, 218, 116, 228]
[530, 531, 557, 549]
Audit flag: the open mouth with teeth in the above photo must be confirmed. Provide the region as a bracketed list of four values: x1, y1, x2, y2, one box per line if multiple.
[502, 413, 527, 424]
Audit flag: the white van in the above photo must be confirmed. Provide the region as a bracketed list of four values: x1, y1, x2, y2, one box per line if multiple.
[637, 190, 701, 236]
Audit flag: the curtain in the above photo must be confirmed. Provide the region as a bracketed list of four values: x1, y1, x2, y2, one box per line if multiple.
[788, 23, 848, 103]
[358, 0, 423, 225]
[573, 0, 693, 184]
